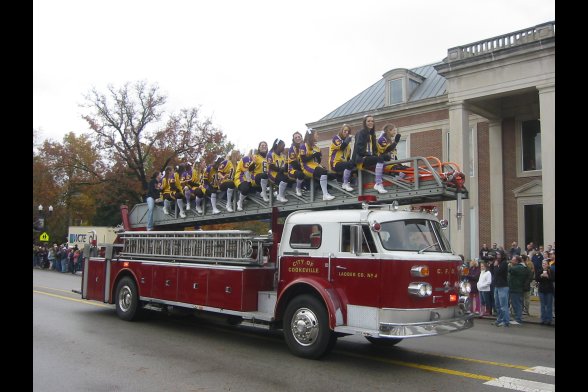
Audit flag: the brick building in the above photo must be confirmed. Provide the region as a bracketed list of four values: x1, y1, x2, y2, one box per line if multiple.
[307, 21, 555, 259]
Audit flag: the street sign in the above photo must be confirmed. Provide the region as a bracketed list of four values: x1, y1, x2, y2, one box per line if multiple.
[40, 232, 50, 242]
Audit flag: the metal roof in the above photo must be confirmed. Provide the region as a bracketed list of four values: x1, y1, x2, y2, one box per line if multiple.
[320, 62, 447, 121]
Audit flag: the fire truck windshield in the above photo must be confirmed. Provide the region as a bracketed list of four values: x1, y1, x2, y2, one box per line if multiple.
[377, 219, 452, 253]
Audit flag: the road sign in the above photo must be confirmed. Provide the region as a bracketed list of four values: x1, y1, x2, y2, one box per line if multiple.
[40, 232, 50, 242]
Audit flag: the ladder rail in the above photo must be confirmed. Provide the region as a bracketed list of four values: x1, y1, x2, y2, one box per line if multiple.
[118, 230, 272, 265]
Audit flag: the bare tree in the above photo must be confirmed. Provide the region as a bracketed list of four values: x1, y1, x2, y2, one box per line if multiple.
[82, 81, 232, 195]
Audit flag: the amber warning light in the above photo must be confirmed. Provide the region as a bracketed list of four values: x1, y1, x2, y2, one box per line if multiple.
[449, 294, 458, 302]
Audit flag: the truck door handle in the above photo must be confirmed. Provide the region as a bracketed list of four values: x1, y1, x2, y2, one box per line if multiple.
[336, 266, 347, 270]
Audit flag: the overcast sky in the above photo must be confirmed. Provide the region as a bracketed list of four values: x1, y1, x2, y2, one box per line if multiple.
[33, 0, 555, 153]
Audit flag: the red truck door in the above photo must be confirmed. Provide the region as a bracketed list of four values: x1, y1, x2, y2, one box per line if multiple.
[330, 224, 382, 308]
[85, 258, 106, 302]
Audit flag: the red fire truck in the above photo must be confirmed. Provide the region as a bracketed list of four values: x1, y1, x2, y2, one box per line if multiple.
[79, 156, 474, 358]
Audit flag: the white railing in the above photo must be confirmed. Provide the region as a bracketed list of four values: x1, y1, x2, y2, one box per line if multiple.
[446, 21, 555, 61]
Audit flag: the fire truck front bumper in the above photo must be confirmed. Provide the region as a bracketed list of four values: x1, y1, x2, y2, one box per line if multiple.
[375, 313, 476, 338]
[334, 305, 476, 339]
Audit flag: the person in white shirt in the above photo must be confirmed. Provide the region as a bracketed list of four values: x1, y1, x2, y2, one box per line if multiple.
[477, 261, 493, 317]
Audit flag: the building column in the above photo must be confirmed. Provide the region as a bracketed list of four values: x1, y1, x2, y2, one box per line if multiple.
[488, 121, 504, 247]
[538, 85, 555, 246]
[448, 102, 470, 258]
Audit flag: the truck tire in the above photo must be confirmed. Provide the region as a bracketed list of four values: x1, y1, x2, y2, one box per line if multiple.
[115, 276, 141, 321]
[283, 294, 336, 359]
[365, 336, 403, 347]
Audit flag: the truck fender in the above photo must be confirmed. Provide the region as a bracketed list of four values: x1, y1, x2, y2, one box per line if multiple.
[276, 277, 344, 330]
[110, 268, 140, 305]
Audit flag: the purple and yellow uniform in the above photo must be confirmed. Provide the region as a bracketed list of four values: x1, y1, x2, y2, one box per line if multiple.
[217, 159, 235, 186]
[267, 149, 287, 183]
[199, 164, 219, 193]
[251, 152, 268, 178]
[234, 156, 255, 187]
[377, 132, 398, 160]
[180, 168, 193, 190]
[162, 172, 183, 199]
[287, 144, 301, 179]
[299, 142, 321, 178]
[329, 134, 352, 171]
[190, 167, 202, 189]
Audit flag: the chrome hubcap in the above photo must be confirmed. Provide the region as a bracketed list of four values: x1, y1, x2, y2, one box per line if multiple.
[290, 307, 319, 346]
[118, 286, 132, 312]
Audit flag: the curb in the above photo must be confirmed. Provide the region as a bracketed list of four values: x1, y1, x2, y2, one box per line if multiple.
[478, 315, 554, 326]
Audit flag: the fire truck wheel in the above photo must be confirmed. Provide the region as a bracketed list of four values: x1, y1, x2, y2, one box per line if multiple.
[365, 337, 403, 347]
[283, 294, 336, 359]
[115, 276, 141, 321]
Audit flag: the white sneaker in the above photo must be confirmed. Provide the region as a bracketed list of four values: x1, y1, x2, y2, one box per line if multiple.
[342, 183, 354, 192]
[186, 204, 191, 211]
[179, 211, 186, 218]
[295, 188, 303, 197]
[212, 208, 221, 214]
[373, 183, 388, 194]
[163, 207, 170, 215]
[323, 194, 335, 201]
[277, 195, 288, 203]
[195, 205, 203, 214]
[237, 201, 243, 211]
[273, 191, 278, 198]
[260, 192, 269, 202]
[226, 204, 234, 212]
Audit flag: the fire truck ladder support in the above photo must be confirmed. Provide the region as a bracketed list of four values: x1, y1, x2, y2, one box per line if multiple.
[126, 156, 468, 229]
[117, 230, 273, 265]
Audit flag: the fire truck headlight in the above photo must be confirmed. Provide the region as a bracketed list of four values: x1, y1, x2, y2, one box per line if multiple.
[408, 282, 433, 297]
[459, 281, 471, 294]
[459, 295, 472, 312]
[410, 265, 430, 277]
[459, 264, 469, 276]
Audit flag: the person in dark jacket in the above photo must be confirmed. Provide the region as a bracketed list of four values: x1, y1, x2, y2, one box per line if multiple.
[466, 259, 481, 314]
[492, 251, 510, 327]
[351, 115, 387, 194]
[536, 259, 555, 325]
[508, 255, 527, 324]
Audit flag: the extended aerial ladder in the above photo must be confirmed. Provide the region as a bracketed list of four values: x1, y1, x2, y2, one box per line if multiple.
[125, 156, 467, 230]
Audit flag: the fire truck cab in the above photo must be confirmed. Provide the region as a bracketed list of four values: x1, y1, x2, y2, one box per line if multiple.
[276, 205, 474, 357]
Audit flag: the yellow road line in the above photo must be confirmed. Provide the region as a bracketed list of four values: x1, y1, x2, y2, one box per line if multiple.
[337, 351, 495, 381]
[33, 290, 111, 308]
[425, 353, 529, 370]
[33, 285, 79, 295]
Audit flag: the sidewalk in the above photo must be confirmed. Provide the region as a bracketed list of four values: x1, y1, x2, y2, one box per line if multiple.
[478, 295, 555, 327]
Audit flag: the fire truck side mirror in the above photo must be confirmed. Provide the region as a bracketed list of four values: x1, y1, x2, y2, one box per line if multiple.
[350, 225, 363, 256]
[439, 219, 449, 229]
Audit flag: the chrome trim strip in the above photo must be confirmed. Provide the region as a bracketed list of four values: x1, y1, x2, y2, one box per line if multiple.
[116, 258, 275, 271]
[138, 296, 275, 322]
[82, 258, 90, 298]
[104, 258, 111, 302]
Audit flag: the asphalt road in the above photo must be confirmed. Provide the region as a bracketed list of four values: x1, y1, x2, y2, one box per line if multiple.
[33, 269, 555, 392]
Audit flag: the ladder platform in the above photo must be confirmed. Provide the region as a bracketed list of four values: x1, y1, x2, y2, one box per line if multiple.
[127, 156, 468, 229]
